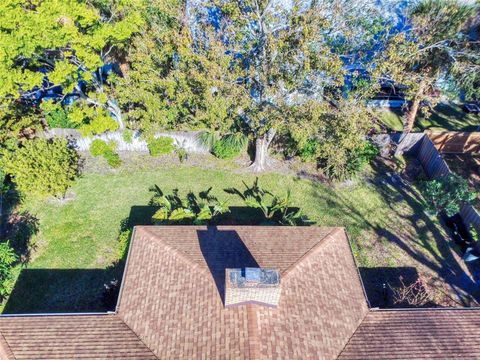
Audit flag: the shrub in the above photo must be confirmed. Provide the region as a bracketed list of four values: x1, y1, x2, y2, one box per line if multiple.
[421, 174, 476, 217]
[198, 131, 217, 151]
[89, 139, 121, 168]
[0, 138, 79, 198]
[122, 130, 133, 144]
[0, 242, 17, 301]
[104, 150, 122, 168]
[225, 178, 313, 225]
[89, 139, 111, 157]
[298, 139, 319, 162]
[117, 229, 132, 261]
[148, 137, 174, 156]
[176, 147, 188, 163]
[45, 107, 77, 129]
[212, 133, 247, 159]
[150, 186, 228, 225]
[346, 140, 379, 174]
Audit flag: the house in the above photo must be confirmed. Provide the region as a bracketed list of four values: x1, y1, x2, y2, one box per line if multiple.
[0, 226, 479, 359]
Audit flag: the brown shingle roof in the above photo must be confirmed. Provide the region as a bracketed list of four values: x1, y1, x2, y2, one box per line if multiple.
[2, 225, 479, 359]
[0, 314, 156, 359]
[116, 226, 369, 359]
[338, 309, 480, 359]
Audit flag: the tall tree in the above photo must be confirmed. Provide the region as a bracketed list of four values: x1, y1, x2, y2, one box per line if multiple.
[116, 0, 242, 135]
[189, 0, 389, 172]
[374, 0, 478, 135]
[0, 0, 144, 141]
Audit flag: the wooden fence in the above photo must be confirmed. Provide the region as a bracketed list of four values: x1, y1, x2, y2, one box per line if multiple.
[427, 131, 480, 154]
[416, 134, 480, 229]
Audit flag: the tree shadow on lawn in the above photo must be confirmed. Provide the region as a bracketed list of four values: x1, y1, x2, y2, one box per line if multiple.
[305, 161, 480, 307]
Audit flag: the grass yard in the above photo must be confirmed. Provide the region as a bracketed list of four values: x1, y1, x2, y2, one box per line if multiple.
[3, 154, 479, 313]
[376, 102, 480, 132]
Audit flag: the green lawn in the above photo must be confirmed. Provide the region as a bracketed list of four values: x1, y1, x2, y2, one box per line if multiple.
[376, 102, 480, 132]
[3, 156, 476, 312]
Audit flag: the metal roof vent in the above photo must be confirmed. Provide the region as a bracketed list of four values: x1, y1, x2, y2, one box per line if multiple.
[225, 268, 281, 308]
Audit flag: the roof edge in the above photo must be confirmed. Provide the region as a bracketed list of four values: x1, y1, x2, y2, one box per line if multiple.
[115, 226, 138, 313]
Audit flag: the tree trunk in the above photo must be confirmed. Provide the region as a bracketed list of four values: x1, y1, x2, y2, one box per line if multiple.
[107, 99, 124, 130]
[396, 81, 426, 155]
[249, 128, 276, 173]
[404, 97, 421, 135]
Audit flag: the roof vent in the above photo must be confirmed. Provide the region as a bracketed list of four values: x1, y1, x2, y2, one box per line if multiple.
[225, 268, 281, 308]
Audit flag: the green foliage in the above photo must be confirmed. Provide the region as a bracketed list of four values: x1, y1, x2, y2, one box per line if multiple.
[104, 150, 122, 168]
[116, 0, 239, 134]
[0, 0, 145, 141]
[175, 147, 188, 163]
[0, 138, 79, 198]
[117, 229, 132, 262]
[90, 139, 111, 157]
[0, 242, 17, 301]
[212, 133, 247, 159]
[346, 141, 379, 175]
[292, 100, 373, 180]
[198, 131, 218, 151]
[421, 174, 476, 217]
[298, 139, 320, 162]
[224, 178, 311, 225]
[45, 107, 77, 129]
[122, 130, 133, 144]
[89, 139, 121, 168]
[150, 186, 229, 225]
[147, 137, 174, 156]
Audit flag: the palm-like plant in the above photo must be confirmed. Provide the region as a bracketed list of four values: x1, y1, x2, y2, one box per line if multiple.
[225, 178, 311, 225]
[149, 186, 229, 225]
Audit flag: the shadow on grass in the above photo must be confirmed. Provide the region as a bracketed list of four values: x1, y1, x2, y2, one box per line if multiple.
[359, 266, 433, 308]
[3, 268, 116, 314]
[3, 204, 307, 314]
[304, 158, 480, 307]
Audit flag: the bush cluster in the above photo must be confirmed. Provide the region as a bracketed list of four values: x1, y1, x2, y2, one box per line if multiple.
[147, 137, 174, 156]
[89, 139, 121, 168]
[45, 108, 78, 129]
[0, 242, 17, 301]
[212, 134, 247, 159]
[0, 138, 79, 198]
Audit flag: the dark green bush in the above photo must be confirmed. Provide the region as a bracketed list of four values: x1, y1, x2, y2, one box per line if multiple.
[148, 137, 174, 156]
[0, 241, 17, 301]
[346, 140, 380, 175]
[212, 133, 247, 159]
[298, 139, 319, 162]
[45, 108, 78, 129]
[421, 174, 476, 217]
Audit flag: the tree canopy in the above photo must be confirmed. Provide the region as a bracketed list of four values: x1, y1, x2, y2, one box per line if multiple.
[0, 0, 144, 141]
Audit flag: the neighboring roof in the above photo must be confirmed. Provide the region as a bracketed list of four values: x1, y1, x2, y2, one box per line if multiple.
[339, 309, 480, 360]
[0, 314, 156, 359]
[117, 226, 369, 359]
[1, 225, 480, 359]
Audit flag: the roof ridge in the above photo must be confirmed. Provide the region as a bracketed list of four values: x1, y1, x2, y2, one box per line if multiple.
[246, 304, 260, 360]
[281, 227, 343, 279]
[0, 332, 15, 360]
[116, 315, 159, 359]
